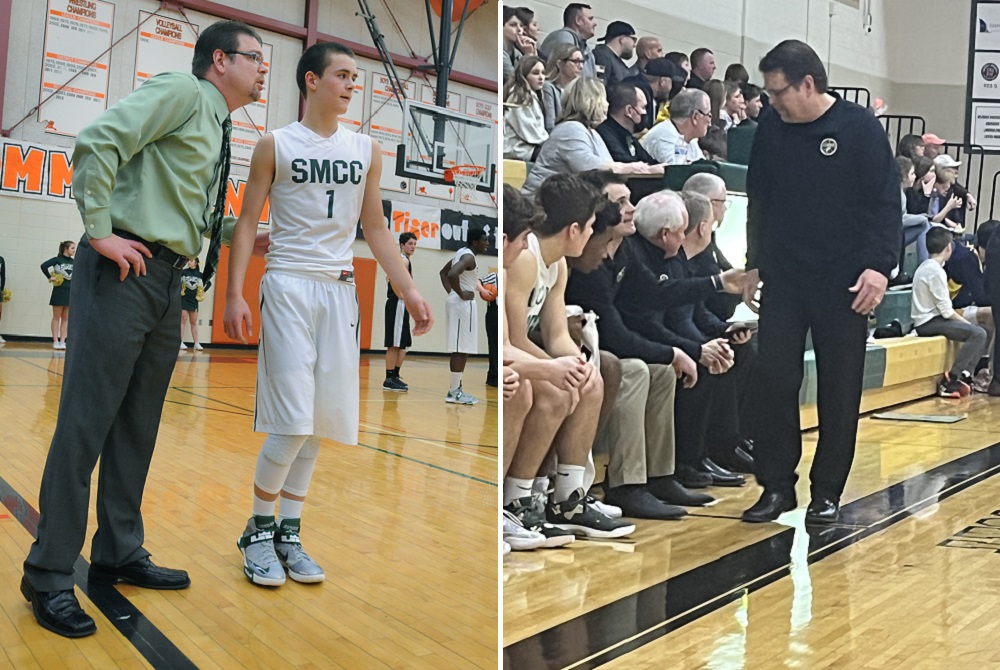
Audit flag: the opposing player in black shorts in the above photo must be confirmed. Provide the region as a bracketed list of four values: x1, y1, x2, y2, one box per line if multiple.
[384, 232, 417, 391]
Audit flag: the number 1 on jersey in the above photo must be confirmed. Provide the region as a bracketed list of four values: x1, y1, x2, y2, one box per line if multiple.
[327, 189, 335, 218]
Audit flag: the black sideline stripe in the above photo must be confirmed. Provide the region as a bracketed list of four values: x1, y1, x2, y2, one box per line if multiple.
[0, 475, 197, 669]
[503, 440, 1000, 669]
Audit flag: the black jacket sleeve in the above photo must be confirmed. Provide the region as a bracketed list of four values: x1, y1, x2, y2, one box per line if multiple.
[860, 119, 904, 278]
[0, 256, 5, 292]
[745, 118, 769, 271]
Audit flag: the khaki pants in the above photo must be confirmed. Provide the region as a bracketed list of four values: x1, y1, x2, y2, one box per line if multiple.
[594, 359, 676, 487]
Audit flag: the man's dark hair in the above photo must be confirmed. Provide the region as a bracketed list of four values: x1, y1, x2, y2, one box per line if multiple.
[724, 63, 749, 84]
[563, 3, 591, 28]
[925, 226, 954, 255]
[399, 232, 417, 244]
[468, 227, 489, 244]
[700, 126, 728, 160]
[606, 82, 641, 114]
[534, 173, 602, 237]
[514, 7, 534, 27]
[578, 169, 628, 193]
[591, 198, 621, 236]
[503, 6, 517, 24]
[895, 156, 913, 184]
[504, 184, 543, 239]
[740, 82, 761, 102]
[896, 134, 924, 159]
[296, 41, 356, 97]
[192, 21, 262, 78]
[690, 48, 713, 69]
[758, 39, 828, 93]
[664, 51, 688, 68]
[976, 220, 1000, 250]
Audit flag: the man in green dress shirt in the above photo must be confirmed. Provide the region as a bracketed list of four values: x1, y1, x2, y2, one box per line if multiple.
[21, 20, 268, 638]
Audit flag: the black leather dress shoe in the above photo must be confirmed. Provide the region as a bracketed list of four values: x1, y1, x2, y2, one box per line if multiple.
[604, 485, 687, 520]
[989, 380, 1000, 397]
[88, 556, 190, 590]
[647, 476, 715, 507]
[674, 465, 713, 489]
[741, 489, 798, 523]
[710, 446, 755, 474]
[20, 577, 96, 638]
[700, 458, 747, 487]
[805, 497, 840, 525]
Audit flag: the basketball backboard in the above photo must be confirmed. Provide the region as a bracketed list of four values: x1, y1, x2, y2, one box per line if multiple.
[397, 98, 496, 196]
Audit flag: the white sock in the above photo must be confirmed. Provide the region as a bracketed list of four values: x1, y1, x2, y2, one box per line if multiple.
[449, 372, 463, 393]
[503, 477, 535, 506]
[553, 465, 586, 503]
[277, 496, 304, 523]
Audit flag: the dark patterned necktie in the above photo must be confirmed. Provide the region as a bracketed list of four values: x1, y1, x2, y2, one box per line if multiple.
[201, 115, 232, 290]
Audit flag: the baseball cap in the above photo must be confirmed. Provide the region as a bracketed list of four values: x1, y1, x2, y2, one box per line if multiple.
[922, 133, 946, 145]
[933, 154, 961, 168]
[598, 21, 636, 42]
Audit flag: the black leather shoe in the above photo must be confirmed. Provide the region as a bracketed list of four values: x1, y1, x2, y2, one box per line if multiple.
[710, 446, 755, 474]
[647, 476, 715, 507]
[604, 485, 687, 520]
[20, 577, 96, 638]
[989, 380, 1000, 397]
[88, 556, 190, 590]
[805, 497, 840, 525]
[700, 458, 747, 487]
[674, 465, 713, 489]
[741, 489, 797, 523]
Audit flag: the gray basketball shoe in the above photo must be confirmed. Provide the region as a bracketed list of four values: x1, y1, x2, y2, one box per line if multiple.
[274, 519, 326, 583]
[237, 516, 286, 586]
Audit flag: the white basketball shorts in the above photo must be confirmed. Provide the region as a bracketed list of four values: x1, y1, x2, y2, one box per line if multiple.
[445, 292, 478, 354]
[255, 271, 360, 444]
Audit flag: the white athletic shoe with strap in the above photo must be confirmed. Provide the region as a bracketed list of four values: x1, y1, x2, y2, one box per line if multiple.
[445, 384, 478, 405]
[274, 519, 326, 583]
[237, 516, 286, 586]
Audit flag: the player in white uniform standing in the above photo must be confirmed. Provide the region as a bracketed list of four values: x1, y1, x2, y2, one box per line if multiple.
[224, 41, 433, 587]
[439, 229, 491, 404]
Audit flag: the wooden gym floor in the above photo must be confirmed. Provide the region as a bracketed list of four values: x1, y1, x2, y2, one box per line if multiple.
[0, 343, 497, 669]
[504, 393, 1000, 669]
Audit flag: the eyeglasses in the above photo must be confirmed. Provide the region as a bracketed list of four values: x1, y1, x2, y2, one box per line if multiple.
[711, 198, 731, 209]
[228, 50, 265, 66]
[693, 109, 712, 120]
[764, 83, 793, 98]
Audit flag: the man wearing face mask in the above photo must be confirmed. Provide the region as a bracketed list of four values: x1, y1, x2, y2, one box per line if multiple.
[596, 83, 659, 164]
[620, 57, 686, 132]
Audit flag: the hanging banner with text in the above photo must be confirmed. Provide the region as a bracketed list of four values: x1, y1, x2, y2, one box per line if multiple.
[38, 0, 115, 138]
[0, 138, 496, 256]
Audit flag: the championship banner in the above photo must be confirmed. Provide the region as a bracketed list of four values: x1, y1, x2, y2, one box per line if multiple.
[0, 138, 496, 256]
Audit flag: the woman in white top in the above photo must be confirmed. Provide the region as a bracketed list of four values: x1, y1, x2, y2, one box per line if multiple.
[521, 77, 663, 195]
[541, 43, 584, 133]
[503, 56, 548, 161]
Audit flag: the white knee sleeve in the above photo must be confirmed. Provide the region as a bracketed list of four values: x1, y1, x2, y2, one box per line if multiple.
[255, 434, 309, 494]
[282, 436, 320, 497]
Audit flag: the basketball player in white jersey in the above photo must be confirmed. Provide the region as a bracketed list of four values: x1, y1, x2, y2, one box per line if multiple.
[506, 173, 635, 538]
[223, 41, 433, 586]
[439, 228, 491, 404]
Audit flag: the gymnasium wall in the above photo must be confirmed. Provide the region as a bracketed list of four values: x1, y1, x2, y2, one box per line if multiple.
[0, 0, 498, 354]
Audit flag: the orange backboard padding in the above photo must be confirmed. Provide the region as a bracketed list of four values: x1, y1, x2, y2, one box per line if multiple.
[428, 0, 487, 22]
[210, 250, 376, 351]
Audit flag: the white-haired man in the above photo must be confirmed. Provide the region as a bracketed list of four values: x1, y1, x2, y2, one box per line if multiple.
[641, 89, 712, 165]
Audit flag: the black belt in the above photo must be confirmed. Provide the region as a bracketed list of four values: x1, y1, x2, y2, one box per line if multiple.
[112, 229, 189, 270]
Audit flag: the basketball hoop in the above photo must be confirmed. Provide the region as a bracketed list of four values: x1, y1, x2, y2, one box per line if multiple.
[445, 164, 486, 204]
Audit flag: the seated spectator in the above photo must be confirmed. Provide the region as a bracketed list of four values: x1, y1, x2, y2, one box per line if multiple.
[621, 57, 685, 132]
[906, 155, 934, 215]
[928, 157, 972, 230]
[702, 79, 726, 128]
[894, 156, 930, 276]
[724, 62, 750, 84]
[687, 47, 716, 89]
[521, 78, 664, 195]
[945, 222, 997, 379]
[720, 81, 746, 129]
[506, 173, 635, 538]
[683, 173, 740, 320]
[896, 133, 924, 159]
[514, 7, 540, 43]
[665, 51, 691, 82]
[922, 132, 945, 160]
[740, 83, 763, 124]
[635, 36, 664, 74]
[912, 226, 989, 397]
[595, 83, 658, 164]
[503, 56, 548, 161]
[640, 89, 711, 164]
[593, 21, 638, 87]
[541, 43, 584, 132]
[503, 8, 536, 83]
[539, 2, 597, 77]
[699, 126, 728, 161]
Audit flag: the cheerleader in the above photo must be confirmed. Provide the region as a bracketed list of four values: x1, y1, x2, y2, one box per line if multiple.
[40, 241, 75, 349]
[180, 258, 205, 351]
